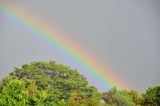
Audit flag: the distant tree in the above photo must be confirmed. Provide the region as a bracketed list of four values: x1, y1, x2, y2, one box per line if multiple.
[112, 90, 135, 106]
[102, 87, 135, 106]
[127, 90, 142, 105]
[66, 90, 101, 106]
[142, 85, 160, 106]
[102, 87, 117, 104]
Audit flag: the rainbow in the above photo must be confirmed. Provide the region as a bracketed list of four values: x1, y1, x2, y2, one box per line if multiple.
[0, 2, 129, 90]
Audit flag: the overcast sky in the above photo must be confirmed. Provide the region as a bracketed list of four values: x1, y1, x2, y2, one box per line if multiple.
[0, 0, 160, 92]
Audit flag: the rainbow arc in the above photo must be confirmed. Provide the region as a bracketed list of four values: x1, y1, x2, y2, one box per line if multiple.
[0, 2, 129, 90]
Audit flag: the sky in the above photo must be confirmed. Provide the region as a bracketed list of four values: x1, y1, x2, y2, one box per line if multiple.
[0, 0, 160, 92]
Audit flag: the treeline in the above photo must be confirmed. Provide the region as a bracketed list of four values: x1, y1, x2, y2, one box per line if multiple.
[0, 61, 159, 106]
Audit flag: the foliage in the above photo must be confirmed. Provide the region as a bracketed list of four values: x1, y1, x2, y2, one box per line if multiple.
[127, 90, 143, 105]
[66, 90, 101, 106]
[0, 79, 47, 106]
[0, 61, 100, 105]
[0, 61, 159, 106]
[102, 87, 135, 106]
[142, 85, 160, 106]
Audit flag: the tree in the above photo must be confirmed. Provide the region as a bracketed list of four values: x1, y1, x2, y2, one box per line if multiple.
[66, 90, 101, 106]
[2, 60, 160, 106]
[112, 90, 135, 106]
[0, 79, 28, 105]
[0, 61, 100, 105]
[102, 87, 135, 106]
[102, 87, 117, 104]
[142, 85, 160, 106]
[127, 90, 142, 105]
[0, 79, 48, 106]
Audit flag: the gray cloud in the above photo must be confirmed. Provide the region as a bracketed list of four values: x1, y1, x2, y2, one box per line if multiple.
[0, 0, 160, 92]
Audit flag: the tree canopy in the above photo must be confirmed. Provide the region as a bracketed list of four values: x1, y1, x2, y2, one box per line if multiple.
[102, 87, 135, 106]
[0, 61, 159, 106]
[0, 61, 100, 106]
[142, 85, 160, 106]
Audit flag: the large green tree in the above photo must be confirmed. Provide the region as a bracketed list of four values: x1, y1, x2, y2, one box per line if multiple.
[0, 61, 100, 105]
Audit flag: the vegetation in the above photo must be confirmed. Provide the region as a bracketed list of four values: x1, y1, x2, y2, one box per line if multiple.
[0, 61, 159, 106]
[142, 85, 160, 106]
